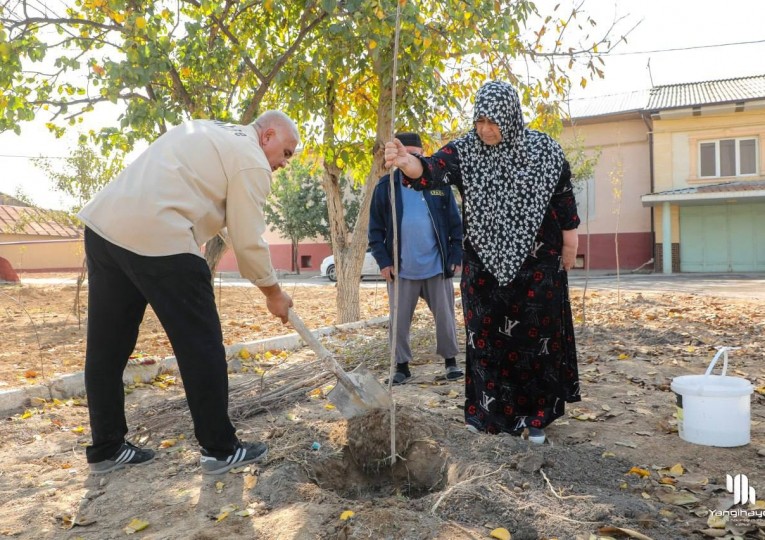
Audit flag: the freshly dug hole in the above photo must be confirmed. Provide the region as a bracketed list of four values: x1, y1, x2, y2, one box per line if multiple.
[309, 405, 448, 498]
[345, 404, 422, 471]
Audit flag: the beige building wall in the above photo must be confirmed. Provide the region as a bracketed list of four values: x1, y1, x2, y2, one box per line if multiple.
[0, 235, 84, 271]
[561, 115, 652, 234]
[652, 107, 765, 191]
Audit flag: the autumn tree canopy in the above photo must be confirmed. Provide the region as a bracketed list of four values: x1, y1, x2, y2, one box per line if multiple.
[1, 0, 629, 321]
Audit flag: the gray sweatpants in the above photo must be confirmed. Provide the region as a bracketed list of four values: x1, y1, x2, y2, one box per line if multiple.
[387, 274, 460, 365]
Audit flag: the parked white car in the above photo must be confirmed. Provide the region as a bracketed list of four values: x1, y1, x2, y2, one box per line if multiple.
[320, 250, 381, 282]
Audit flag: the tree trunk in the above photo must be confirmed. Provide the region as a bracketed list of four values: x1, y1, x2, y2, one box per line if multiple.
[292, 237, 300, 275]
[321, 71, 393, 323]
[204, 232, 229, 283]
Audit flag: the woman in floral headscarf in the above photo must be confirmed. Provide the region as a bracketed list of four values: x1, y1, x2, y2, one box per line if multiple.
[384, 81, 581, 443]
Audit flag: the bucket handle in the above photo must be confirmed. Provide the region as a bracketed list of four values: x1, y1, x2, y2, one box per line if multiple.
[703, 346, 741, 378]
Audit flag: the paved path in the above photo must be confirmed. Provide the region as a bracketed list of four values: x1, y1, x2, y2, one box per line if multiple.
[18, 272, 765, 300]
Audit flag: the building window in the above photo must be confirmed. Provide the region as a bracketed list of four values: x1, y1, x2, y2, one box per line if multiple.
[300, 255, 312, 268]
[699, 137, 758, 178]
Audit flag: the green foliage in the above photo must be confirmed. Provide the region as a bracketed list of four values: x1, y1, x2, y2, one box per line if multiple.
[264, 159, 361, 247]
[32, 139, 123, 214]
[264, 160, 328, 247]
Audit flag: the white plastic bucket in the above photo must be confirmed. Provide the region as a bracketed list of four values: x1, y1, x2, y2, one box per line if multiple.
[670, 347, 753, 447]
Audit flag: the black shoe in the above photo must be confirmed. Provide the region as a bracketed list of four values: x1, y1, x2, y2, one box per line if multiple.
[445, 365, 464, 380]
[200, 441, 268, 475]
[89, 441, 155, 475]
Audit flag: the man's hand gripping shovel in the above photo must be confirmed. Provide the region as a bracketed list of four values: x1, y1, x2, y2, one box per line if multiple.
[288, 308, 391, 418]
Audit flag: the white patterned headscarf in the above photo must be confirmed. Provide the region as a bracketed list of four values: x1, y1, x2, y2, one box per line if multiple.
[453, 81, 564, 286]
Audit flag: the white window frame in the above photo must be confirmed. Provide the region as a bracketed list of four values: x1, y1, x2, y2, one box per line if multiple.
[698, 137, 758, 178]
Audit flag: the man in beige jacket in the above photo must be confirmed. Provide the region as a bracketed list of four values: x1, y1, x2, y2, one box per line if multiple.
[78, 110, 298, 475]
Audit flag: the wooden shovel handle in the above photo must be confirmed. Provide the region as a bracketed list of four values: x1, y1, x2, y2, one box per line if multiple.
[287, 308, 359, 393]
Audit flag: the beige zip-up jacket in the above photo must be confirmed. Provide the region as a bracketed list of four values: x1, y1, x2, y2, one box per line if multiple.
[78, 120, 277, 287]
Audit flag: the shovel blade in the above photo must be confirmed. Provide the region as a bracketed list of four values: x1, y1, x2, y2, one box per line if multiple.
[327, 365, 391, 418]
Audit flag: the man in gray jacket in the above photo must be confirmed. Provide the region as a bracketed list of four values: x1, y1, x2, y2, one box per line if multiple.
[78, 111, 297, 475]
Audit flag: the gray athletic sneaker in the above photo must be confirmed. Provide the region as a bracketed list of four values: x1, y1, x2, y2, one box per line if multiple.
[89, 441, 156, 475]
[200, 441, 268, 475]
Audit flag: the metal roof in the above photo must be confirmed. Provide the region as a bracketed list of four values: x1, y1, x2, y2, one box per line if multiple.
[0, 204, 81, 238]
[563, 89, 650, 120]
[647, 74, 765, 111]
[641, 180, 765, 206]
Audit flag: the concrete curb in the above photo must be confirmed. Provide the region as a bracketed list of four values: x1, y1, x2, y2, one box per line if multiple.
[0, 315, 390, 416]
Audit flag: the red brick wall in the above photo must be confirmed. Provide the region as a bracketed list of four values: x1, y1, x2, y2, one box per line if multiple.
[216, 243, 333, 274]
[577, 232, 654, 271]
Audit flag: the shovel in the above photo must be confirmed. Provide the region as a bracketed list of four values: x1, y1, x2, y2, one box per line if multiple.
[288, 308, 391, 418]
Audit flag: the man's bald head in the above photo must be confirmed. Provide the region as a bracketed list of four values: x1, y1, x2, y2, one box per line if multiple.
[253, 110, 300, 171]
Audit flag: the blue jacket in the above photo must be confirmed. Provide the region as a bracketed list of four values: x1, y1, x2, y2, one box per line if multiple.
[368, 169, 463, 278]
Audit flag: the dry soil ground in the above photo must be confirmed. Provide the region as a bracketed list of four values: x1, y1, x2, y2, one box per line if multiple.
[0, 275, 764, 539]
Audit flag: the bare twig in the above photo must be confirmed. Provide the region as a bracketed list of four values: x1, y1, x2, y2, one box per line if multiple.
[431, 465, 505, 515]
[539, 467, 595, 500]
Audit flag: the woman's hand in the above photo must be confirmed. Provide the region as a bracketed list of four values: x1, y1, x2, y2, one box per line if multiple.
[384, 139, 424, 178]
[561, 229, 579, 272]
[384, 139, 409, 168]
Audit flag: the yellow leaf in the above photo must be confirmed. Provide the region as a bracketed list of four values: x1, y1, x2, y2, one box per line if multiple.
[447, 390, 459, 398]
[215, 481, 225, 492]
[159, 439, 176, 449]
[308, 388, 322, 397]
[369, 39, 377, 50]
[423, 37, 432, 48]
[489, 527, 511, 540]
[669, 463, 684, 475]
[71, 426, 85, 434]
[626, 467, 650, 478]
[20, 410, 33, 419]
[617, 353, 629, 360]
[215, 511, 229, 522]
[324, 404, 336, 410]
[244, 475, 258, 490]
[135, 16, 146, 29]
[754, 386, 765, 396]
[239, 349, 251, 360]
[124, 518, 149, 534]
[580, 77, 587, 89]
[340, 510, 355, 521]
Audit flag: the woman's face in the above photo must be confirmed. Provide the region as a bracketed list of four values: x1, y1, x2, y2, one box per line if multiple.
[475, 117, 502, 146]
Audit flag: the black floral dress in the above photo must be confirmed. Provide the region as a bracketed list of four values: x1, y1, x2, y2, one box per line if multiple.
[404, 144, 581, 435]
[460, 172, 581, 434]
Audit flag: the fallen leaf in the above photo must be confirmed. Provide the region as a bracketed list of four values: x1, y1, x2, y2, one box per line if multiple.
[698, 529, 727, 538]
[238, 349, 251, 360]
[159, 439, 177, 449]
[626, 467, 651, 478]
[447, 390, 459, 398]
[655, 490, 700, 506]
[669, 463, 684, 475]
[244, 475, 258, 490]
[706, 513, 728, 529]
[489, 527, 512, 540]
[215, 481, 224, 493]
[71, 426, 85, 434]
[324, 404, 335, 410]
[340, 510, 355, 521]
[124, 518, 149, 534]
[215, 511, 229, 522]
[235, 509, 254, 517]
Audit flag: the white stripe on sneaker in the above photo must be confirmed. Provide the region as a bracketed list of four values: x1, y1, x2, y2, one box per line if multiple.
[115, 448, 135, 464]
